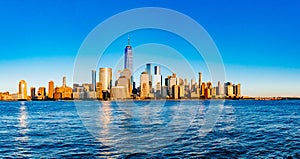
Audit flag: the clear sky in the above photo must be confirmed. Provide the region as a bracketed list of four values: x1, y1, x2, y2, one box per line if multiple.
[0, 0, 299, 97]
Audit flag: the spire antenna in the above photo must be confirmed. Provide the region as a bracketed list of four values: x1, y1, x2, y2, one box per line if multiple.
[128, 34, 130, 45]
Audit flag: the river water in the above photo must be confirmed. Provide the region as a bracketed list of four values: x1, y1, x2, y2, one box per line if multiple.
[0, 100, 299, 158]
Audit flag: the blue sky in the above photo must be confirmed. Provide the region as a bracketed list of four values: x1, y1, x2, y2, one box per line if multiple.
[0, 0, 300, 96]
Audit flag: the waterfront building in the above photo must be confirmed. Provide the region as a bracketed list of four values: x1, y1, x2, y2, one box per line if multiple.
[99, 68, 112, 90]
[233, 84, 241, 97]
[179, 85, 185, 98]
[116, 69, 132, 97]
[217, 81, 224, 97]
[140, 72, 150, 99]
[18, 80, 27, 100]
[201, 82, 206, 97]
[48, 80, 54, 99]
[73, 84, 80, 92]
[99, 68, 112, 100]
[92, 70, 96, 91]
[146, 63, 152, 82]
[82, 83, 92, 92]
[225, 82, 234, 97]
[96, 82, 103, 100]
[0, 92, 13, 101]
[111, 86, 127, 100]
[30, 87, 36, 100]
[161, 86, 168, 98]
[236, 84, 241, 97]
[172, 85, 179, 99]
[115, 75, 131, 98]
[88, 91, 97, 99]
[54, 76, 73, 100]
[38, 87, 46, 100]
[199, 72, 202, 97]
[211, 87, 217, 97]
[63, 76, 66, 87]
[204, 87, 211, 99]
[153, 66, 162, 97]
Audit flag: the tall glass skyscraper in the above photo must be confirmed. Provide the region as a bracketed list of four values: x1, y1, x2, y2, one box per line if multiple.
[124, 35, 133, 74]
[91, 70, 96, 91]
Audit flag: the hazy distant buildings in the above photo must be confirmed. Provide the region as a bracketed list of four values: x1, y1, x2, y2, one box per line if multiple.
[18, 80, 27, 100]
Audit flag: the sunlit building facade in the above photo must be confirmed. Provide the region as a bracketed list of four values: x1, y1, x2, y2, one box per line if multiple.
[140, 72, 150, 99]
[18, 80, 27, 100]
[48, 80, 54, 99]
[99, 68, 112, 100]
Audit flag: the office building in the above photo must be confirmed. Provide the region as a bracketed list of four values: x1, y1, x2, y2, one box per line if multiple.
[63, 76, 66, 87]
[92, 70, 96, 91]
[153, 66, 162, 96]
[115, 75, 131, 98]
[99, 68, 112, 92]
[111, 86, 127, 100]
[124, 35, 133, 74]
[234, 84, 241, 97]
[146, 63, 152, 82]
[140, 72, 150, 99]
[38, 87, 46, 100]
[225, 82, 234, 97]
[199, 72, 202, 95]
[217, 81, 224, 96]
[30, 87, 36, 100]
[48, 80, 54, 99]
[54, 76, 72, 100]
[201, 82, 206, 97]
[172, 85, 179, 99]
[99, 68, 112, 100]
[96, 82, 103, 99]
[18, 80, 27, 100]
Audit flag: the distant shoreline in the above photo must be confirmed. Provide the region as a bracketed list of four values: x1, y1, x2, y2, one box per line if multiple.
[1, 97, 300, 102]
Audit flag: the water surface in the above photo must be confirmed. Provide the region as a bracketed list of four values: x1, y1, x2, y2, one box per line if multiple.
[0, 100, 299, 158]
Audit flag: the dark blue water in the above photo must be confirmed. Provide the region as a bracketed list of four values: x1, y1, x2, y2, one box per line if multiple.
[0, 100, 299, 158]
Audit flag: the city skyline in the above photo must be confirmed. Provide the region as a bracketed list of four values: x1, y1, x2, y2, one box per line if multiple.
[0, 1, 300, 97]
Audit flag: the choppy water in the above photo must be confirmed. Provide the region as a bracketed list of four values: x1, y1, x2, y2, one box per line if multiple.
[0, 100, 299, 158]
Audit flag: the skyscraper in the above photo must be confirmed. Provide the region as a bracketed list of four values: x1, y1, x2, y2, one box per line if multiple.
[199, 72, 202, 96]
[99, 68, 112, 100]
[140, 72, 150, 99]
[146, 63, 152, 82]
[48, 80, 54, 99]
[18, 80, 27, 100]
[92, 70, 96, 92]
[62, 76, 66, 87]
[153, 66, 162, 97]
[30, 87, 36, 99]
[38, 87, 46, 100]
[124, 35, 133, 74]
